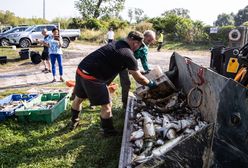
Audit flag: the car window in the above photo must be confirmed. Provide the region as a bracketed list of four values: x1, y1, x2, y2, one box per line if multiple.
[25, 26, 35, 32]
[35, 26, 46, 32]
[5, 28, 17, 33]
[46, 26, 55, 31]
[20, 27, 27, 31]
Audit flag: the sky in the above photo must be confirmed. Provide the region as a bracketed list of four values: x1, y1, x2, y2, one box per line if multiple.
[0, 0, 248, 25]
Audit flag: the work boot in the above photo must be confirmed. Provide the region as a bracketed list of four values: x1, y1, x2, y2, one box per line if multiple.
[69, 108, 80, 131]
[100, 117, 118, 137]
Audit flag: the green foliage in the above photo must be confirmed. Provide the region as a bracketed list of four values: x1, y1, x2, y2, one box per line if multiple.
[205, 25, 235, 45]
[214, 13, 234, 26]
[135, 21, 153, 33]
[83, 18, 106, 30]
[68, 18, 84, 29]
[79, 29, 104, 42]
[51, 17, 72, 29]
[162, 8, 190, 18]
[192, 21, 209, 43]
[243, 21, 248, 26]
[175, 17, 193, 42]
[75, 0, 125, 19]
[0, 10, 48, 26]
[108, 19, 128, 30]
[234, 5, 248, 26]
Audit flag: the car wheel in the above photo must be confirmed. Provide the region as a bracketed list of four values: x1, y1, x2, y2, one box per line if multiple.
[62, 38, 70, 48]
[19, 38, 31, 48]
[0, 38, 10, 46]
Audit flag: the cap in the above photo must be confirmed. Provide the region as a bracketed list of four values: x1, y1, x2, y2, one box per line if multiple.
[127, 31, 144, 42]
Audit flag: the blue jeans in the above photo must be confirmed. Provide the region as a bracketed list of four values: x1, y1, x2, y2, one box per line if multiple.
[50, 54, 63, 76]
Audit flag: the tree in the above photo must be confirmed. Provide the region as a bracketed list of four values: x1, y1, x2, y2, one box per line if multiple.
[128, 8, 133, 23]
[134, 8, 144, 23]
[214, 13, 234, 26]
[75, 0, 125, 19]
[234, 5, 248, 26]
[162, 8, 190, 18]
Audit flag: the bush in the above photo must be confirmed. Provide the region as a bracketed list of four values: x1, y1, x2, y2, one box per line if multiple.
[135, 21, 153, 33]
[205, 25, 235, 45]
[82, 18, 106, 30]
[80, 29, 104, 42]
[108, 19, 129, 30]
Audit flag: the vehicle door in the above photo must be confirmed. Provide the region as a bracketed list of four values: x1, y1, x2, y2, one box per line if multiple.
[30, 26, 46, 42]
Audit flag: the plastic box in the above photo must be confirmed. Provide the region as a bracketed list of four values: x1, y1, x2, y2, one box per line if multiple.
[0, 94, 38, 121]
[15, 92, 70, 123]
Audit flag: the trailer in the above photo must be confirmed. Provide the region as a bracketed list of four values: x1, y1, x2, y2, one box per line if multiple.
[119, 52, 248, 167]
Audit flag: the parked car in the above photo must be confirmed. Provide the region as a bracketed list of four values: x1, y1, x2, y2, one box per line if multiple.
[7, 24, 80, 48]
[0, 26, 28, 46]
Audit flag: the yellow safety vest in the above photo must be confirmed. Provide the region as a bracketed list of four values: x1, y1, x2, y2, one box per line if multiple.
[158, 33, 163, 43]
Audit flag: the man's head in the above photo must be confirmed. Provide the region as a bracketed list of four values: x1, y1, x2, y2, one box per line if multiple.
[42, 28, 48, 36]
[126, 31, 144, 52]
[143, 30, 156, 45]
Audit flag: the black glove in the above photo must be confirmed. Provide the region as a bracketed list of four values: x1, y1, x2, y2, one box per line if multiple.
[147, 80, 157, 89]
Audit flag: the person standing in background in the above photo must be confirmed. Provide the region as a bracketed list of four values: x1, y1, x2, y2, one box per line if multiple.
[107, 27, 114, 43]
[36, 29, 51, 73]
[47, 28, 64, 82]
[157, 31, 164, 52]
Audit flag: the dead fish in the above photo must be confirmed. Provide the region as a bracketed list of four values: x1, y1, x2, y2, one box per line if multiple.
[134, 139, 144, 149]
[184, 128, 195, 134]
[165, 119, 195, 132]
[130, 129, 144, 141]
[152, 135, 184, 157]
[155, 139, 164, 146]
[143, 113, 156, 139]
[133, 154, 153, 164]
[133, 141, 154, 164]
[157, 127, 177, 140]
[154, 116, 162, 125]
[162, 115, 171, 127]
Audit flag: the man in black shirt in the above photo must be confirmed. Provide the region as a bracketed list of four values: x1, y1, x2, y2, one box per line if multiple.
[70, 31, 157, 136]
[36, 29, 51, 73]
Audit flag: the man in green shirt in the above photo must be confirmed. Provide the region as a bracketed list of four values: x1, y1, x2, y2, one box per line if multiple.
[119, 30, 156, 108]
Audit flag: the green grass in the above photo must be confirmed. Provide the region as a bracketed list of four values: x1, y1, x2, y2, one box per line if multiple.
[0, 46, 43, 59]
[161, 41, 211, 51]
[0, 77, 134, 168]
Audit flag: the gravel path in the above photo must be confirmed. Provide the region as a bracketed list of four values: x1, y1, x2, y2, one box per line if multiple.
[0, 44, 211, 90]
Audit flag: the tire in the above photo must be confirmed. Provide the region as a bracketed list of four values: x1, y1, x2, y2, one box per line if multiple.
[19, 38, 31, 48]
[0, 38, 10, 46]
[229, 29, 241, 41]
[62, 38, 70, 48]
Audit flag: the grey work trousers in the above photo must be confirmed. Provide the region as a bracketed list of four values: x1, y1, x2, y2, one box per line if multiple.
[119, 69, 131, 107]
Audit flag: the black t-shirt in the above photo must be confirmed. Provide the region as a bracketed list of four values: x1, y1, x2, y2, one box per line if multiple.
[43, 35, 49, 53]
[78, 40, 138, 81]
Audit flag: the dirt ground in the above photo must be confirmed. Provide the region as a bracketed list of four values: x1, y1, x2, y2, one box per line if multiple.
[0, 43, 211, 90]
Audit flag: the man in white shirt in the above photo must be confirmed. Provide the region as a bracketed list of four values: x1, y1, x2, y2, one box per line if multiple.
[107, 27, 114, 43]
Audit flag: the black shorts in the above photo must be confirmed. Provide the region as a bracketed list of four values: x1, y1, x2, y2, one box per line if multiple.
[41, 52, 49, 60]
[74, 73, 110, 106]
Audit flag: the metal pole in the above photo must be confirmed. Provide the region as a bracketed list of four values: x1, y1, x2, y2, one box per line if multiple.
[43, 0, 45, 20]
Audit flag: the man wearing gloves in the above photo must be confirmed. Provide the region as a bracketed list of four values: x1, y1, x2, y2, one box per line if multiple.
[69, 31, 157, 136]
[119, 30, 156, 109]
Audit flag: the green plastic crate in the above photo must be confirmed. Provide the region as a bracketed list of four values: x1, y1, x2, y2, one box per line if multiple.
[15, 92, 70, 123]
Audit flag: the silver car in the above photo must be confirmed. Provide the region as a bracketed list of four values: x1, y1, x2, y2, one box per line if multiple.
[7, 24, 80, 48]
[0, 26, 28, 46]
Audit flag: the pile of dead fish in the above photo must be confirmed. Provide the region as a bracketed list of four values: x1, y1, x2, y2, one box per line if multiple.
[23, 100, 58, 110]
[0, 100, 23, 111]
[130, 91, 208, 166]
